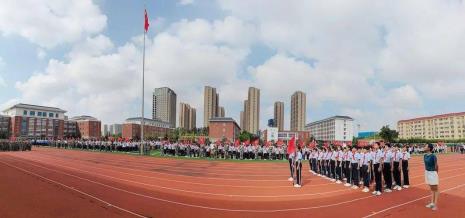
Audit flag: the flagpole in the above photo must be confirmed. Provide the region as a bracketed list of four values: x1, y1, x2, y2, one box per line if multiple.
[141, 7, 147, 155]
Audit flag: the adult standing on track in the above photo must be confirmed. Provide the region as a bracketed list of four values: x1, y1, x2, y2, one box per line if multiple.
[372, 142, 383, 196]
[424, 143, 439, 211]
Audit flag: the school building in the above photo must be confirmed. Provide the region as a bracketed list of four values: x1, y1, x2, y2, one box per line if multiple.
[208, 117, 241, 142]
[397, 112, 465, 140]
[122, 117, 172, 140]
[305, 115, 355, 142]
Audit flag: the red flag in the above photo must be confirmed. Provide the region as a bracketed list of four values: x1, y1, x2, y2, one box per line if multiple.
[234, 139, 240, 147]
[198, 137, 205, 145]
[287, 136, 296, 154]
[144, 9, 150, 32]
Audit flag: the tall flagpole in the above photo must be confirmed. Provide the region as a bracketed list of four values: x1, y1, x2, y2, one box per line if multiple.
[141, 7, 147, 155]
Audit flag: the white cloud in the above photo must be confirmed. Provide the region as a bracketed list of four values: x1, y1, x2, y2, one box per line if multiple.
[178, 0, 194, 6]
[0, 0, 107, 48]
[37, 48, 47, 60]
[218, 0, 465, 130]
[14, 17, 253, 126]
[9, 0, 465, 131]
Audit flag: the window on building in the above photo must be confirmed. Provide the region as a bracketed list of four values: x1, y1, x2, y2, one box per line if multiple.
[30, 111, 35, 116]
[49, 113, 53, 117]
[23, 110, 27, 115]
[38, 112, 42, 116]
[55, 113, 58, 118]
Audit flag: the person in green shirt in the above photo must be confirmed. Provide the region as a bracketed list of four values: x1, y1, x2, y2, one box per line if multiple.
[424, 143, 439, 211]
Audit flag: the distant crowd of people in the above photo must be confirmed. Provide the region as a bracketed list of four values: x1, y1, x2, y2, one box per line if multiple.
[0, 140, 32, 152]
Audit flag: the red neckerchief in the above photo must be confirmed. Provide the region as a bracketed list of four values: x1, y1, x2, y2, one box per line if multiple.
[402, 152, 406, 160]
[394, 151, 397, 160]
[336, 151, 339, 159]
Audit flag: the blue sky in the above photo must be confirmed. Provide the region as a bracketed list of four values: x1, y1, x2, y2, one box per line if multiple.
[1, 0, 465, 131]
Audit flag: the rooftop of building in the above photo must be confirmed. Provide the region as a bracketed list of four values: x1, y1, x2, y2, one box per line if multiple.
[398, 112, 465, 123]
[70, 115, 99, 121]
[209, 117, 237, 122]
[306, 115, 354, 126]
[125, 117, 171, 124]
[2, 103, 67, 113]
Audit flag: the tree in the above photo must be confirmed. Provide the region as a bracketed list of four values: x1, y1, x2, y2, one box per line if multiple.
[238, 131, 253, 142]
[378, 125, 399, 142]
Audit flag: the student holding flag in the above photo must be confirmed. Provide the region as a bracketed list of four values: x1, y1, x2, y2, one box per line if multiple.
[287, 137, 296, 182]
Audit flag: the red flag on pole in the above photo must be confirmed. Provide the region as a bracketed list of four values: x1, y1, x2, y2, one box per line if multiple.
[287, 136, 296, 154]
[144, 9, 150, 32]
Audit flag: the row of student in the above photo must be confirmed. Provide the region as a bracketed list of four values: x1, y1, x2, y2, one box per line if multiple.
[289, 142, 411, 195]
[0, 140, 32, 152]
[160, 143, 289, 160]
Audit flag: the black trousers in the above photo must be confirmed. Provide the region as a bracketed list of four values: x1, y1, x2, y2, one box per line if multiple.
[351, 163, 359, 185]
[374, 163, 382, 191]
[309, 158, 313, 171]
[393, 161, 401, 186]
[318, 160, 323, 174]
[289, 158, 294, 178]
[330, 160, 336, 179]
[361, 165, 370, 187]
[402, 160, 409, 185]
[336, 161, 342, 180]
[345, 161, 351, 182]
[383, 162, 393, 189]
[296, 162, 302, 185]
[326, 160, 330, 176]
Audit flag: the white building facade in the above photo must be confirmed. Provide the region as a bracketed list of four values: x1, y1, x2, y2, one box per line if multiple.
[305, 116, 354, 142]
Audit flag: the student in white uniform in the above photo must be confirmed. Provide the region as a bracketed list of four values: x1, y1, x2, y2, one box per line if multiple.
[335, 146, 343, 184]
[392, 146, 403, 191]
[372, 142, 384, 196]
[350, 147, 361, 189]
[343, 147, 351, 186]
[382, 144, 394, 193]
[360, 147, 372, 192]
[288, 151, 295, 181]
[294, 146, 303, 188]
[401, 146, 410, 188]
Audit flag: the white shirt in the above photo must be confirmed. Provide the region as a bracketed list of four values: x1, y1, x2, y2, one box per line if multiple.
[360, 152, 372, 165]
[392, 151, 402, 162]
[401, 151, 410, 160]
[383, 150, 393, 163]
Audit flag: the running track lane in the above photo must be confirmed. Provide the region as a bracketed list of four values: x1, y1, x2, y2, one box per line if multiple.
[0, 150, 463, 217]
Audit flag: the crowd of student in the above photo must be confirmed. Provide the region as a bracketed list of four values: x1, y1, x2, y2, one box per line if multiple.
[0, 140, 32, 152]
[289, 142, 412, 195]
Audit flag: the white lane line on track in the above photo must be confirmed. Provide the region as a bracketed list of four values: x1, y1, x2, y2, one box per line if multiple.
[362, 183, 465, 218]
[21, 153, 464, 190]
[5, 154, 465, 212]
[26, 153, 334, 188]
[17, 152, 465, 189]
[0, 160, 147, 218]
[12, 155, 352, 198]
[23, 152, 464, 183]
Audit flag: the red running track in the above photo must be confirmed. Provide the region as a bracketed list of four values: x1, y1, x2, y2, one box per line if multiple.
[0, 147, 464, 218]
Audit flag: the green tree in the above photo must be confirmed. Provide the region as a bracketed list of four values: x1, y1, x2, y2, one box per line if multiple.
[238, 131, 253, 142]
[379, 125, 399, 142]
